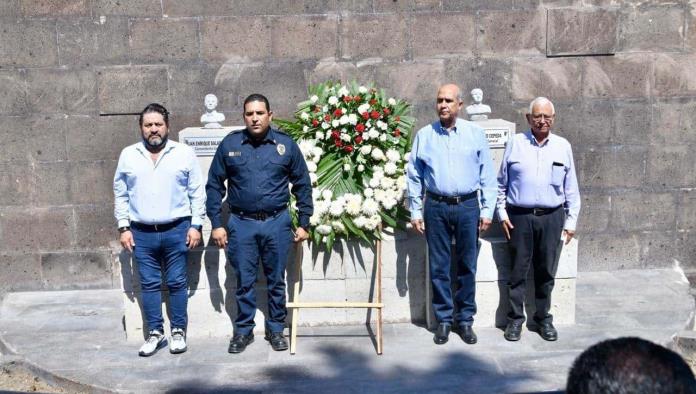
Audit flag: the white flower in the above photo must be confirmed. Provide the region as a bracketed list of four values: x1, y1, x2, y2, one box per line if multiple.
[384, 162, 397, 175]
[340, 133, 350, 142]
[303, 125, 309, 132]
[357, 164, 365, 172]
[373, 188, 386, 202]
[316, 224, 332, 235]
[338, 86, 350, 97]
[332, 220, 346, 233]
[329, 199, 344, 217]
[369, 177, 380, 188]
[312, 189, 321, 201]
[358, 103, 370, 114]
[331, 119, 340, 128]
[386, 149, 401, 162]
[328, 96, 339, 106]
[300, 112, 310, 121]
[379, 134, 387, 142]
[312, 146, 324, 157]
[307, 161, 317, 172]
[361, 198, 379, 216]
[359, 86, 368, 94]
[362, 133, 370, 141]
[343, 163, 351, 172]
[380, 177, 395, 190]
[325, 130, 332, 139]
[353, 216, 368, 229]
[368, 128, 380, 139]
[339, 115, 349, 125]
[371, 148, 385, 161]
[309, 213, 322, 226]
[315, 131, 324, 140]
[309, 173, 318, 184]
[365, 120, 371, 128]
[345, 195, 362, 216]
[388, 97, 396, 106]
[364, 188, 374, 198]
[381, 197, 397, 210]
[372, 169, 384, 181]
[364, 215, 380, 230]
[396, 175, 406, 190]
[360, 145, 372, 155]
[376, 120, 387, 130]
[348, 113, 358, 125]
[322, 105, 328, 113]
[321, 189, 333, 200]
[315, 200, 330, 215]
[310, 95, 319, 103]
[321, 122, 330, 130]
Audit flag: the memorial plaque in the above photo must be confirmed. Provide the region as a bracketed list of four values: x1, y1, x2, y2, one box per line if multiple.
[484, 127, 510, 148]
[180, 135, 224, 156]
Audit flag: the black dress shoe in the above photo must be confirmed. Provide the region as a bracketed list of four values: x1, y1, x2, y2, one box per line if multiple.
[228, 334, 254, 353]
[537, 322, 558, 341]
[458, 325, 477, 344]
[504, 321, 523, 341]
[433, 323, 451, 345]
[265, 331, 289, 351]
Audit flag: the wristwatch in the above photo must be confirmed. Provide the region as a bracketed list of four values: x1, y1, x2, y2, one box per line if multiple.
[118, 226, 130, 233]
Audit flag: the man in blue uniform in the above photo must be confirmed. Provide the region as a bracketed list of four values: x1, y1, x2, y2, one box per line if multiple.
[407, 84, 497, 345]
[206, 94, 313, 353]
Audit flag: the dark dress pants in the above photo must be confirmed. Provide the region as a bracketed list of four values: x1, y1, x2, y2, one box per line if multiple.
[507, 208, 565, 325]
[425, 197, 480, 326]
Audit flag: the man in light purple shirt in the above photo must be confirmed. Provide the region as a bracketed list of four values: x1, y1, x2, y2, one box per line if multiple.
[496, 97, 580, 342]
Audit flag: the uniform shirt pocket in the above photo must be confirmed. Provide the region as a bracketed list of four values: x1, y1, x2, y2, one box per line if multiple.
[551, 161, 566, 187]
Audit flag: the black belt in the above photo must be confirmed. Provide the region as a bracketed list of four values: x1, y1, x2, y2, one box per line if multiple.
[507, 205, 562, 216]
[131, 217, 189, 232]
[426, 191, 477, 204]
[230, 207, 285, 221]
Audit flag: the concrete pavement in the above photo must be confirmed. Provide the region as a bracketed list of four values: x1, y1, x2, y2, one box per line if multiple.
[0, 268, 693, 393]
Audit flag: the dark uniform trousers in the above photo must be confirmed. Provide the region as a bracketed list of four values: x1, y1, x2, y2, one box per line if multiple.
[227, 209, 293, 336]
[507, 207, 565, 325]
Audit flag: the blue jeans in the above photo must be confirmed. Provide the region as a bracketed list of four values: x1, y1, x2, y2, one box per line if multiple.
[425, 197, 480, 326]
[226, 210, 293, 335]
[132, 218, 190, 332]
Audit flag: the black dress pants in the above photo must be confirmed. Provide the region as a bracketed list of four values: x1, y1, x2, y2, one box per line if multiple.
[507, 207, 565, 325]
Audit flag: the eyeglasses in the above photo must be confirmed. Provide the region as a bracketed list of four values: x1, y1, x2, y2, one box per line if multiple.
[531, 114, 554, 121]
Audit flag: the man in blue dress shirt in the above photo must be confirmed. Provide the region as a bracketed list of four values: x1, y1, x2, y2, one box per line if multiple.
[206, 94, 313, 354]
[114, 103, 206, 356]
[407, 84, 497, 345]
[497, 97, 580, 342]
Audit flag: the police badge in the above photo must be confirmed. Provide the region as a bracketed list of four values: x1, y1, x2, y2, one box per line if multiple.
[277, 144, 286, 155]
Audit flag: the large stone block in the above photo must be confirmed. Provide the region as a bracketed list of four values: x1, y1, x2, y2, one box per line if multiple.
[41, 251, 113, 290]
[236, 62, 309, 118]
[0, 115, 68, 163]
[577, 146, 646, 189]
[582, 55, 651, 99]
[129, 18, 199, 64]
[676, 230, 696, 271]
[34, 161, 71, 206]
[370, 60, 446, 103]
[546, 8, 619, 56]
[477, 10, 544, 56]
[340, 14, 409, 60]
[410, 12, 475, 58]
[0, 162, 34, 206]
[19, 0, 89, 16]
[0, 70, 27, 115]
[442, 0, 539, 10]
[576, 193, 611, 234]
[92, 0, 162, 16]
[200, 17, 271, 63]
[373, 0, 417, 12]
[653, 53, 696, 97]
[97, 66, 169, 114]
[25, 68, 98, 115]
[618, 6, 684, 53]
[305, 60, 367, 86]
[646, 145, 695, 188]
[511, 57, 582, 101]
[270, 15, 338, 60]
[413, 0, 441, 11]
[612, 192, 676, 232]
[74, 205, 115, 249]
[678, 190, 696, 231]
[57, 17, 130, 66]
[0, 253, 42, 291]
[578, 233, 641, 271]
[0, 208, 73, 253]
[164, 0, 333, 16]
[167, 63, 217, 114]
[69, 160, 117, 205]
[444, 57, 514, 104]
[334, 0, 371, 13]
[650, 98, 696, 147]
[554, 100, 613, 146]
[638, 231, 676, 268]
[65, 115, 139, 161]
[0, 1, 19, 17]
[0, 20, 58, 67]
[611, 99, 651, 145]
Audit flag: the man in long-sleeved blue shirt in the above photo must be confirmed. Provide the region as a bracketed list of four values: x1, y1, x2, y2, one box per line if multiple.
[407, 84, 497, 345]
[206, 94, 313, 354]
[497, 97, 580, 342]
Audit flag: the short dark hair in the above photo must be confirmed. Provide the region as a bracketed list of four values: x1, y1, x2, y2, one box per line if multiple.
[567, 337, 696, 394]
[243, 94, 271, 113]
[139, 103, 169, 126]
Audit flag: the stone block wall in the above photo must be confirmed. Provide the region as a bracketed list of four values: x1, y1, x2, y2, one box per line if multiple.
[1, 0, 695, 291]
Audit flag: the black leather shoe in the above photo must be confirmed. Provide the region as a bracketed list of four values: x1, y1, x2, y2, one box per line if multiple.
[228, 334, 254, 353]
[504, 321, 523, 341]
[537, 322, 558, 341]
[265, 330, 289, 351]
[458, 325, 477, 344]
[433, 323, 451, 345]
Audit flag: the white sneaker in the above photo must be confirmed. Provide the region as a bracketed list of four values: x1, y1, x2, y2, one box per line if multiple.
[139, 330, 167, 357]
[170, 328, 187, 354]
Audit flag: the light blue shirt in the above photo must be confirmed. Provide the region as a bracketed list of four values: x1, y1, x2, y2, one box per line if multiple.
[407, 118, 497, 220]
[496, 131, 581, 231]
[113, 140, 206, 228]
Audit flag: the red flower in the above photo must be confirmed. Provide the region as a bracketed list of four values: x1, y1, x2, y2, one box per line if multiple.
[383, 108, 391, 115]
[355, 135, 363, 144]
[355, 123, 365, 133]
[361, 112, 370, 120]
[324, 114, 331, 122]
[331, 130, 340, 139]
[395, 115, 401, 122]
[335, 140, 343, 147]
[312, 119, 319, 127]
[333, 108, 343, 117]
[370, 110, 380, 119]
[314, 106, 320, 113]
[344, 145, 354, 153]
[343, 96, 352, 103]
[369, 99, 377, 105]
[394, 129, 401, 137]
[354, 96, 362, 103]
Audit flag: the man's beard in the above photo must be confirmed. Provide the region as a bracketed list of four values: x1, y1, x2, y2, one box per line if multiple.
[143, 134, 168, 150]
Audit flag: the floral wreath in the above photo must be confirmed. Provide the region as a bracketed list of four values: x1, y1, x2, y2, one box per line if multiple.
[276, 81, 415, 250]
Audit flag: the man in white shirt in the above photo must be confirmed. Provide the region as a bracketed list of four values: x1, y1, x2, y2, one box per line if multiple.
[113, 103, 206, 356]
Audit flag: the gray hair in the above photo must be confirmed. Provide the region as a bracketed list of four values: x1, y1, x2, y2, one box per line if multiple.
[528, 97, 555, 115]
